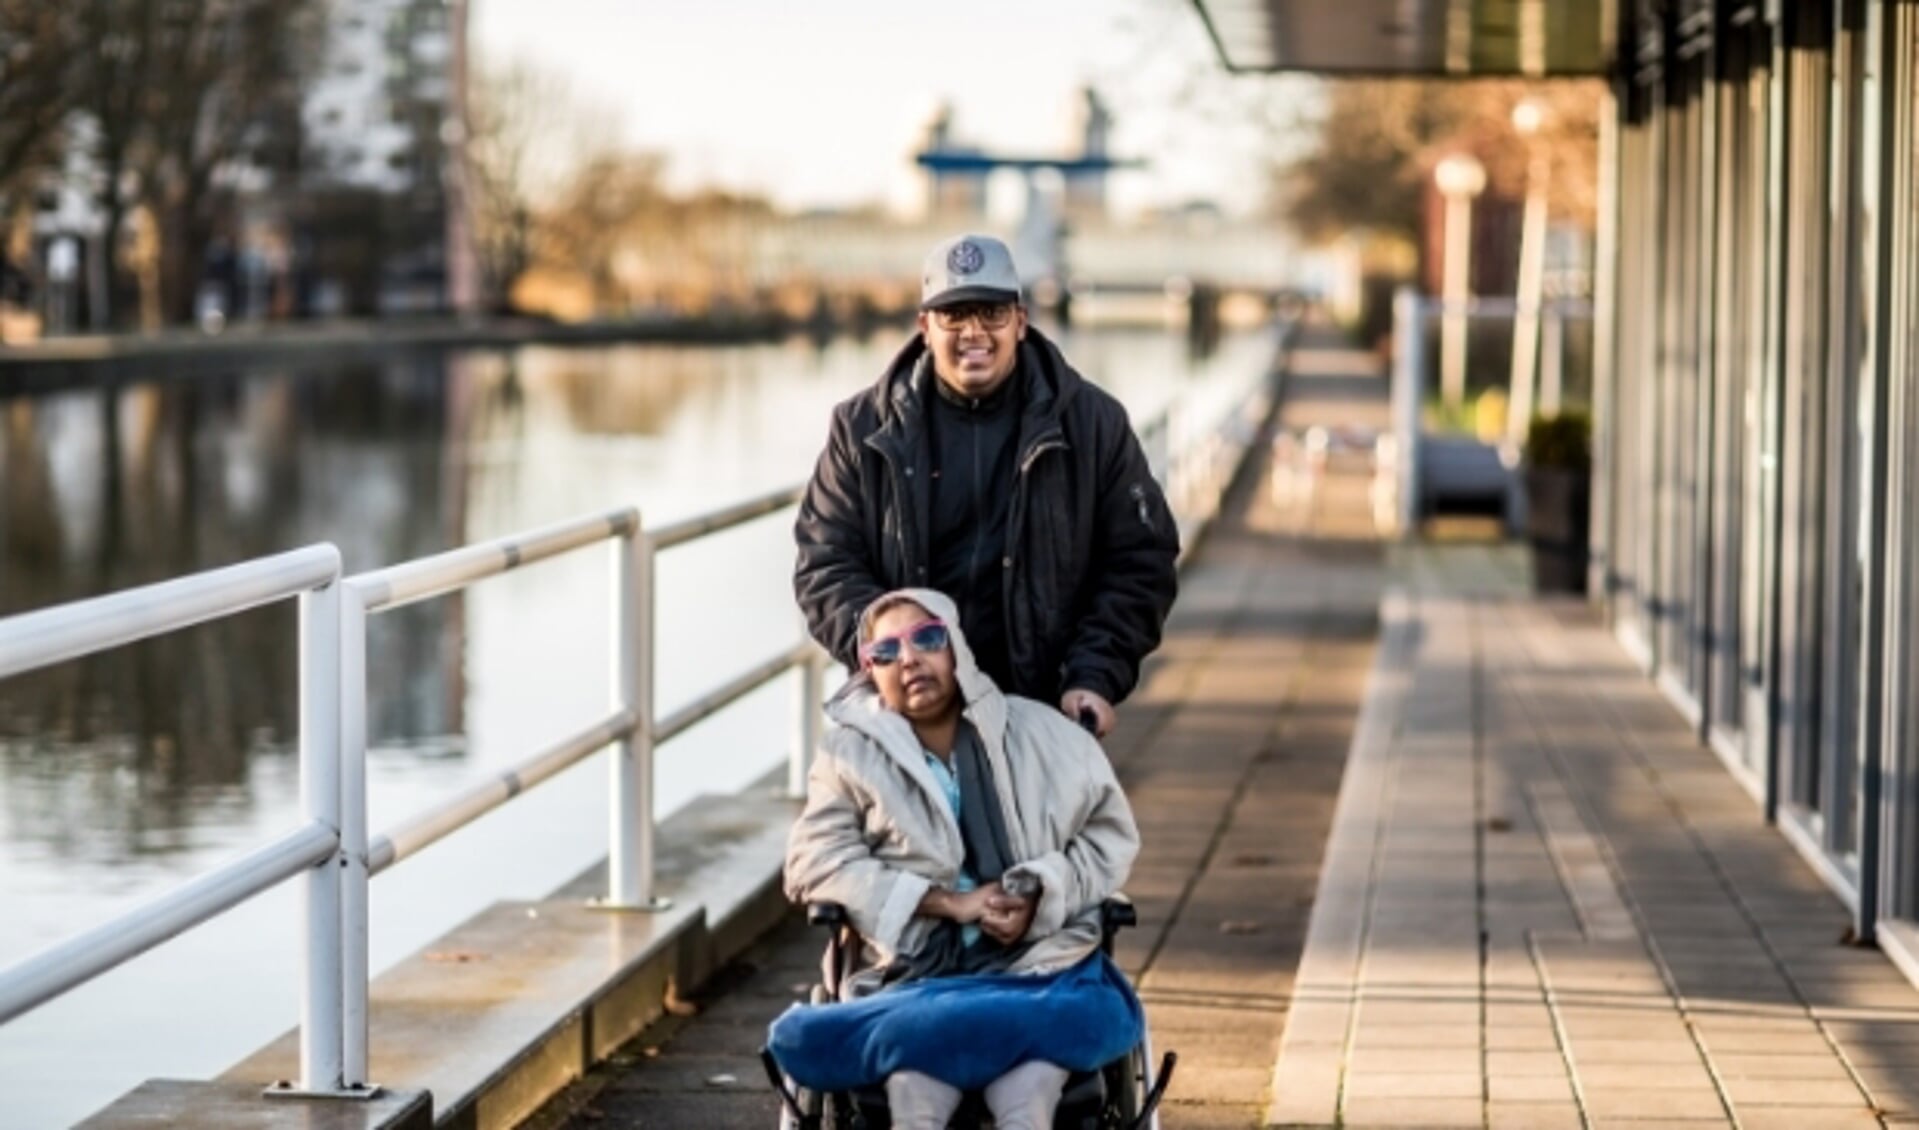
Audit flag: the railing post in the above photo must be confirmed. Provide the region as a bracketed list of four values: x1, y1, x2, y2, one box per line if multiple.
[1393, 287, 1425, 540]
[297, 577, 344, 1095]
[338, 585, 373, 1091]
[1541, 303, 1566, 416]
[790, 648, 824, 799]
[604, 519, 669, 910]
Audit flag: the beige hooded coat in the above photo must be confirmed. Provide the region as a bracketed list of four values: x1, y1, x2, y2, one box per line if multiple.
[783, 588, 1139, 998]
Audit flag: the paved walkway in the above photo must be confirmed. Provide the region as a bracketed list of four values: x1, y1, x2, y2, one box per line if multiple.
[1268, 547, 1919, 1129]
[519, 333, 1919, 1130]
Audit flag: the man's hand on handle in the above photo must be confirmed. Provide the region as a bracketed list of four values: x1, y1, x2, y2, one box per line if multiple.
[1060, 688, 1114, 738]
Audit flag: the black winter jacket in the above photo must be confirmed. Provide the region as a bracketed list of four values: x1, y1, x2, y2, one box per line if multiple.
[793, 327, 1179, 705]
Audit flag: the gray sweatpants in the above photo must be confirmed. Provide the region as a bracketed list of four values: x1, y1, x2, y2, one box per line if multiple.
[884, 1060, 1071, 1130]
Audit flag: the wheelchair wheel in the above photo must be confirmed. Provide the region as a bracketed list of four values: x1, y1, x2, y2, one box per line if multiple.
[1109, 1044, 1145, 1127]
[819, 1091, 857, 1129]
[1105, 1036, 1167, 1130]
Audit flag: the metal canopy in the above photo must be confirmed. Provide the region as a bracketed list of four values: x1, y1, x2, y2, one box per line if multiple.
[1190, 0, 1615, 77]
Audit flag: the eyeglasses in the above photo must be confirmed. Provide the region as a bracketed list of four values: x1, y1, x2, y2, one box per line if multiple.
[860, 619, 950, 667]
[930, 303, 1017, 331]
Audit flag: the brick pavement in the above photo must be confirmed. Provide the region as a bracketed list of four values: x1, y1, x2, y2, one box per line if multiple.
[1267, 548, 1919, 1129]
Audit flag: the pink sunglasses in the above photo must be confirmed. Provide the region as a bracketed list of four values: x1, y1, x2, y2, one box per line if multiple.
[859, 619, 950, 667]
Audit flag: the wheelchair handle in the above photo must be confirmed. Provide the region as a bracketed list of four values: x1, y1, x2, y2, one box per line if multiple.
[1077, 706, 1099, 734]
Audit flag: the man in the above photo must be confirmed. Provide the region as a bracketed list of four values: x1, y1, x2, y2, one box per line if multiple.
[793, 234, 1179, 736]
[773, 588, 1142, 1129]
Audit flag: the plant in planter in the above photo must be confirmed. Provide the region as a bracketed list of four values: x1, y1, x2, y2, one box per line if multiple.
[1523, 411, 1592, 594]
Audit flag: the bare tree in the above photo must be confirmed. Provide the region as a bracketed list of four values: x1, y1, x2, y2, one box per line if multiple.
[465, 56, 619, 311]
[0, 4, 83, 201]
[532, 152, 671, 309]
[125, 0, 311, 323]
[69, 0, 157, 327]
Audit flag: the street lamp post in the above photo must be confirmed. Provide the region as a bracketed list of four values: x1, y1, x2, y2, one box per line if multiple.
[1508, 100, 1551, 446]
[1434, 153, 1486, 413]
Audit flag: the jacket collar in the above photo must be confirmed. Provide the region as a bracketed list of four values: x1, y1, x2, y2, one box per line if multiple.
[863, 326, 1081, 466]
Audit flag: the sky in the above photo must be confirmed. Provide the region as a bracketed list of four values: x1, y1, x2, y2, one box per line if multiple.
[472, 0, 1309, 222]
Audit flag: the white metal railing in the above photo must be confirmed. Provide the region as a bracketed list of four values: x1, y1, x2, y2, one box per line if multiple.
[0, 546, 352, 1094]
[0, 322, 1288, 1103]
[0, 492, 828, 1098]
[1140, 321, 1291, 557]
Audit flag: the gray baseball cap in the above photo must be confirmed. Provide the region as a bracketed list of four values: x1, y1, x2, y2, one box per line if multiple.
[920, 234, 1022, 310]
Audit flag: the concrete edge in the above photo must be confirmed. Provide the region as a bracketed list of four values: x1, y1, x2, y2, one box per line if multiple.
[426, 901, 708, 1130]
[1262, 587, 1418, 1129]
[88, 775, 799, 1130]
[403, 782, 801, 1130]
[77, 1081, 432, 1130]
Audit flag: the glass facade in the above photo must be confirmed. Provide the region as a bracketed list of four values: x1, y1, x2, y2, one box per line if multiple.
[1598, 0, 1919, 941]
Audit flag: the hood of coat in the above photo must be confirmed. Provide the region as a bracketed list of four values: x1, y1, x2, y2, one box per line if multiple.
[824, 587, 1010, 770]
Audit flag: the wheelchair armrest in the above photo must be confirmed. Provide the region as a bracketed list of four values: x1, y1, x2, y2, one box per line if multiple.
[1100, 896, 1137, 933]
[807, 902, 847, 928]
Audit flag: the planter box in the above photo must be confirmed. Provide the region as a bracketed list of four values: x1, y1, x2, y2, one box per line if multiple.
[1524, 465, 1590, 594]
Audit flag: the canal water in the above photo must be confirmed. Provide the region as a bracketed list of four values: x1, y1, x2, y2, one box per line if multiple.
[0, 324, 1273, 1126]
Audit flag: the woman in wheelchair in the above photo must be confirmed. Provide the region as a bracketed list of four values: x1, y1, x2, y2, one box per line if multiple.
[768, 588, 1143, 1130]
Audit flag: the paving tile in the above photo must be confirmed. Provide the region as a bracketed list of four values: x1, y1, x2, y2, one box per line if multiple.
[1485, 1025, 1564, 1050]
[1581, 1112, 1734, 1120]
[1488, 1074, 1576, 1103]
[1562, 1037, 1703, 1064]
[1171, 1063, 1277, 1102]
[1849, 1064, 1919, 1100]
[1573, 1062, 1718, 1090]
[1342, 1072, 1483, 1099]
[1733, 1109, 1883, 1129]
[1159, 1101, 1265, 1128]
[1581, 1088, 1730, 1120]
[1346, 1047, 1481, 1075]
[1707, 1052, 1855, 1080]
[1263, 1047, 1343, 1126]
[1354, 1001, 1481, 1026]
[1339, 1096, 1484, 1127]
[1692, 1029, 1835, 1055]
[1350, 1023, 1484, 1049]
[1719, 1076, 1872, 1107]
[1486, 1101, 1585, 1129]
[1485, 1003, 1559, 1027]
[1486, 1050, 1570, 1076]
[1558, 1012, 1694, 1040]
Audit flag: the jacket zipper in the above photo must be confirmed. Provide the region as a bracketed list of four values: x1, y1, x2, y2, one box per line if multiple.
[1004, 434, 1067, 628]
[867, 440, 924, 581]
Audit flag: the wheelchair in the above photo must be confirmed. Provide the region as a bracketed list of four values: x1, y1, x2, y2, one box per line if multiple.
[760, 896, 1176, 1130]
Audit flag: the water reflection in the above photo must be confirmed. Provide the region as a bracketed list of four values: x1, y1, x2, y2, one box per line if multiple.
[1, 354, 498, 867]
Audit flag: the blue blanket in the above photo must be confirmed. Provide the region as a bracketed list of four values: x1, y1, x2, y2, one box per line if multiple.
[766, 953, 1143, 1093]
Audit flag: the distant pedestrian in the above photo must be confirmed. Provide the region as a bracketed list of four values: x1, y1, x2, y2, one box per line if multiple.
[793, 234, 1178, 736]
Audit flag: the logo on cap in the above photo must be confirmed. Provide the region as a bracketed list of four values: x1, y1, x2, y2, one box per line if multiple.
[946, 240, 985, 276]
